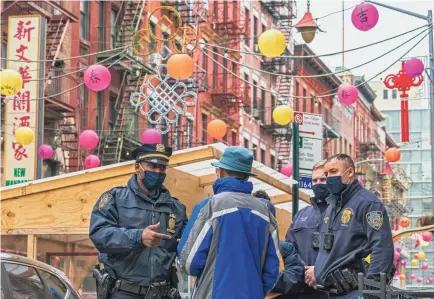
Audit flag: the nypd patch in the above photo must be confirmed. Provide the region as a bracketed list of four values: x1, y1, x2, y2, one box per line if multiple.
[98, 192, 113, 211]
[366, 211, 383, 230]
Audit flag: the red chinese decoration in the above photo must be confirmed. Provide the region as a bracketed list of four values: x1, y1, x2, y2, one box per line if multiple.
[384, 62, 423, 142]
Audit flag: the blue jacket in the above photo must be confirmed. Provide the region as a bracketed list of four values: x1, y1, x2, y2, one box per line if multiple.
[286, 197, 328, 265]
[89, 175, 188, 286]
[271, 241, 304, 296]
[314, 180, 394, 287]
[178, 178, 280, 299]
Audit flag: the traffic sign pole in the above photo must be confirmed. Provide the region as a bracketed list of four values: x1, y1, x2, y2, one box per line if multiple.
[292, 122, 299, 219]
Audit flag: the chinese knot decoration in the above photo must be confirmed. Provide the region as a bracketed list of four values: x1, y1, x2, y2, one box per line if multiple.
[384, 61, 424, 142]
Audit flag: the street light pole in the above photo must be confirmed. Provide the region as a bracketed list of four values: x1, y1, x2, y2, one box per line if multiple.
[365, 0, 434, 211]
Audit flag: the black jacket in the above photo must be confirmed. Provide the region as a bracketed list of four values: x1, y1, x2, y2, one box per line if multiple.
[89, 175, 188, 286]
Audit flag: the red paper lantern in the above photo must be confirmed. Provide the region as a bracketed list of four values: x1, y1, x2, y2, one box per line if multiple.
[399, 217, 410, 228]
[385, 148, 401, 163]
[281, 164, 293, 177]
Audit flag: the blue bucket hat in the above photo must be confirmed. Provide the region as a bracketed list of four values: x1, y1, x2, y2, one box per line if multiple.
[211, 146, 257, 177]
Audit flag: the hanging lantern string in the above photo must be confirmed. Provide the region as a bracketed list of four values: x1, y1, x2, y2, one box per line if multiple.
[206, 27, 429, 79]
[307, 0, 311, 12]
[200, 29, 430, 100]
[200, 24, 428, 59]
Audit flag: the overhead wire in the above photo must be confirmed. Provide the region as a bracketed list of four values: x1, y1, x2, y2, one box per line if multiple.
[206, 27, 430, 79]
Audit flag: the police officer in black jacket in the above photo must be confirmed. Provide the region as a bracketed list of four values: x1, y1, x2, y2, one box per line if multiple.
[89, 143, 188, 299]
[310, 154, 394, 299]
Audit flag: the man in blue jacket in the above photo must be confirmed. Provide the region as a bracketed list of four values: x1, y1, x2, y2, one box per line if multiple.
[285, 160, 330, 298]
[178, 146, 280, 299]
[311, 154, 394, 299]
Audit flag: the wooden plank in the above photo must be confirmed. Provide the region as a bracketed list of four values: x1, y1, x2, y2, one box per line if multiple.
[3, 227, 89, 235]
[392, 224, 434, 238]
[26, 235, 37, 259]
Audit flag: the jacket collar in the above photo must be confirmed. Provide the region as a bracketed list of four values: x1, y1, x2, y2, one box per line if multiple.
[326, 179, 362, 207]
[212, 178, 253, 195]
[128, 174, 172, 203]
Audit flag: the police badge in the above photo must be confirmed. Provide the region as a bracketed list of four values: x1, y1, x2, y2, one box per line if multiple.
[341, 208, 353, 225]
[167, 213, 176, 234]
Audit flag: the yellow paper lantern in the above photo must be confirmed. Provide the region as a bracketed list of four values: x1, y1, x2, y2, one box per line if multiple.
[15, 127, 34, 146]
[258, 29, 286, 58]
[0, 69, 23, 96]
[418, 252, 425, 260]
[272, 105, 293, 125]
[411, 259, 418, 266]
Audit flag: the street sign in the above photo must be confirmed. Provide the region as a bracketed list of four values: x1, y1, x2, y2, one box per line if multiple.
[299, 176, 313, 189]
[293, 112, 323, 139]
[294, 111, 323, 176]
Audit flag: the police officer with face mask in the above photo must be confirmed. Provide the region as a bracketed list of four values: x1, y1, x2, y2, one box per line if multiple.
[89, 143, 188, 299]
[285, 160, 329, 299]
[310, 154, 394, 299]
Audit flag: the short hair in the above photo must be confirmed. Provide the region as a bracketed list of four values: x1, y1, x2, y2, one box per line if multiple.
[312, 159, 327, 171]
[221, 168, 250, 181]
[253, 190, 271, 201]
[326, 154, 355, 170]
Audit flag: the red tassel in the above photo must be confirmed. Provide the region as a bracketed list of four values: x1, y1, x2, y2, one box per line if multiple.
[401, 98, 409, 142]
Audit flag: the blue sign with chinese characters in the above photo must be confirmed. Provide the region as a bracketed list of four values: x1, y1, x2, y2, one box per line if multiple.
[299, 176, 313, 189]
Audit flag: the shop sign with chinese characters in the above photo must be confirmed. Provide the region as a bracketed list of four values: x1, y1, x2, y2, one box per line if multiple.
[4, 16, 44, 186]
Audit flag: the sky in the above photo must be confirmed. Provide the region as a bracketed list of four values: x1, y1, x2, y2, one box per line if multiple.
[293, 0, 433, 80]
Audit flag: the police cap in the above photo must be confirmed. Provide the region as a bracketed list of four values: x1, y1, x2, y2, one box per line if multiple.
[131, 143, 173, 166]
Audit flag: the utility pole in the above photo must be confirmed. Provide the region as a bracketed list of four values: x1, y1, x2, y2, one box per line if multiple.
[365, 0, 434, 214]
[292, 122, 300, 219]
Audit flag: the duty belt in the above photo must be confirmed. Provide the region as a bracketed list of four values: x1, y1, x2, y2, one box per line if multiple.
[113, 280, 148, 296]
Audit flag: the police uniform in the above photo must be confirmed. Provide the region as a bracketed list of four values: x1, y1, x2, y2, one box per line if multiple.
[89, 143, 188, 299]
[314, 180, 394, 298]
[285, 197, 328, 299]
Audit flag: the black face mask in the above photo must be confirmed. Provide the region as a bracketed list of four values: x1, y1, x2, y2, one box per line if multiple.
[312, 184, 330, 201]
[142, 171, 166, 190]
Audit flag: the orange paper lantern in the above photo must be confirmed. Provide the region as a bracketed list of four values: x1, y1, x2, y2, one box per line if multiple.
[385, 147, 401, 163]
[398, 274, 405, 281]
[207, 119, 227, 140]
[167, 54, 194, 80]
[399, 217, 410, 228]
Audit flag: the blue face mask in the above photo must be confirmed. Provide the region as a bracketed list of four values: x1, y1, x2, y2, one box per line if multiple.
[312, 184, 330, 201]
[142, 171, 166, 191]
[326, 168, 351, 195]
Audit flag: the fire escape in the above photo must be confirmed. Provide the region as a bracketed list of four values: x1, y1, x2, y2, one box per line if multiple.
[95, 0, 154, 166]
[162, 0, 209, 25]
[211, 1, 247, 47]
[2, 1, 80, 173]
[260, 1, 297, 170]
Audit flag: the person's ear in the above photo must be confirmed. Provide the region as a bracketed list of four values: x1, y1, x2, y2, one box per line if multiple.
[135, 163, 140, 172]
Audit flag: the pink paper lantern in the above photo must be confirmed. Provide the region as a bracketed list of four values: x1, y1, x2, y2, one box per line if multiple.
[396, 247, 402, 253]
[280, 164, 293, 177]
[404, 58, 424, 78]
[417, 277, 423, 283]
[422, 263, 429, 270]
[428, 277, 434, 284]
[422, 232, 432, 242]
[85, 155, 100, 169]
[394, 252, 400, 260]
[141, 129, 162, 144]
[410, 274, 416, 280]
[351, 3, 379, 32]
[337, 84, 358, 105]
[79, 130, 99, 150]
[38, 144, 54, 160]
[400, 260, 407, 266]
[84, 64, 111, 92]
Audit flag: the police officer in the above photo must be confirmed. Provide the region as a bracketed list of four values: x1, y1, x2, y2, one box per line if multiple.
[310, 154, 394, 299]
[89, 143, 188, 299]
[285, 160, 329, 299]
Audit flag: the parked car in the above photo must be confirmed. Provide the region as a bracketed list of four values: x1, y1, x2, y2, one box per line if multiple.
[1, 252, 82, 299]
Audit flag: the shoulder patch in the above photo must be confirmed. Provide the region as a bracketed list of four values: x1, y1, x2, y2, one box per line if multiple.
[366, 211, 383, 230]
[98, 192, 113, 211]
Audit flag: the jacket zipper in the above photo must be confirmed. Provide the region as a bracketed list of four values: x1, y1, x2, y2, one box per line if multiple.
[150, 203, 155, 283]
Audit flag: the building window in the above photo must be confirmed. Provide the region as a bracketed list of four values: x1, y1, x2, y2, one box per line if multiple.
[324, 108, 329, 124]
[232, 131, 237, 145]
[96, 92, 103, 133]
[295, 81, 300, 111]
[201, 113, 208, 144]
[318, 101, 322, 116]
[260, 88, 266, 122]
[232, 62, 237, 86]
[252, 145, 257, 161]
[150, 23, 157, 51]
[253, 80, 258, 111]
[271, 94, 276, 123]
[80, 0, 90, 40]
[270, 154, 275, 168]
[310, 95, 315, 113]
[110, 8, 118, 48]
[80, 85, 89, 130]
[245, 8, 250, 47]
[244, 138, 249, 149]
[202, 46, 208, 71]
[98, 1, 105, 50]
[213, 47, 218, 88]
[244, 73, 250, 113]
[109, 93, 117, 133]
[383, 89, 388, 99]
[302, 88, 307, 111]
[1, 42, 6, 69]
[392, 89, 397, 99]
[261, 149, 266, 164]
[262, 24, 266, 35]
[253, 16, 258, 51]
